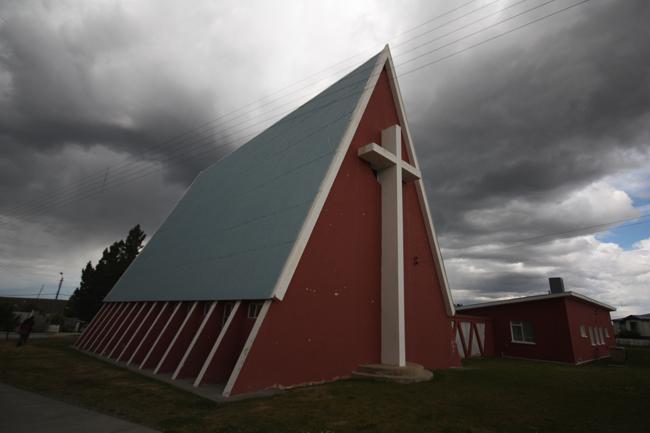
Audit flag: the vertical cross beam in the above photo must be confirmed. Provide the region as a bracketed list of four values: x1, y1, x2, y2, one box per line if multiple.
[358, 124, 421, 367]
[377, 125, 405, 366]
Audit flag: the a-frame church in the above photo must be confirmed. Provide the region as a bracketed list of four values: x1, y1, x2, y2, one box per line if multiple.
[75, 46, 461, 398]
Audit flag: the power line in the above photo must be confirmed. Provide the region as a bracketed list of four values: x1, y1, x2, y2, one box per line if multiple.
[0, 0, 493, 223]
[0, 0, 585, 227]
[0, 0, 535, 225]
[0, 0, 601, 284]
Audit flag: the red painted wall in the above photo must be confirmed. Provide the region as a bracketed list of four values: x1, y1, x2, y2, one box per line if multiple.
[229, 67, 456, 396]
[76, 303, 110, 349]
[564, 297, 614, 363]
[90, 302, 129, 354]
[120, 302, 164, 363]
[460, 298, 575, 363]
[130, 302, 175, 365]
[157, 302, 206, 373]
[83, 302, 118, 351]
[176, 302, 226, 379]
[201, 302, 256, 385]
[142, 302, 189, 369]
[102, 303, 139, 356]
[110, 302, 150, 360]
[403, 178, 458, 368]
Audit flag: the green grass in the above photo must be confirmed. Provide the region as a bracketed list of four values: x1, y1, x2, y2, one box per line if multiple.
[1, 337, 649, 433]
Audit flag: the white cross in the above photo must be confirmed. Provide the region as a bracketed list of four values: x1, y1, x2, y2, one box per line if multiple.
[358, 124, 421, 366]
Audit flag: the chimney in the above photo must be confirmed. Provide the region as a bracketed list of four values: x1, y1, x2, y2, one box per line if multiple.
[549, 277, 565, 294]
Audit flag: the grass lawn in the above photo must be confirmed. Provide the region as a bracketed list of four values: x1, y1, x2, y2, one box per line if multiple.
[1, 337, 649, 433]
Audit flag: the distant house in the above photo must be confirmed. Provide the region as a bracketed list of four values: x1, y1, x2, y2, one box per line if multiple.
[0, 297, 77, 332]
[613, 314, 650, 338]
[0, 297, 66, 316]
[456, 278, 616, 364]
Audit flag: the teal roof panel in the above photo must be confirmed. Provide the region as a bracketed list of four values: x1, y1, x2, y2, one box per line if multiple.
[105, 52, 380, 302]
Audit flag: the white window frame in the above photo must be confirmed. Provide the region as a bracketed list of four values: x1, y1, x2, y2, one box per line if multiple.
[579, 324, 587, 338]
[248, 302, 263, 319]
[598, 328, 605, 345]
[588, 326, 596, 346]
[510, 320, 535, 344]
[605, 328, 610, 338]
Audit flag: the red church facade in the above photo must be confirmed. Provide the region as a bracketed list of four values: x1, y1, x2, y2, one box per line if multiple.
[76, 47, 461, 398]
[457, 291, 615, 364]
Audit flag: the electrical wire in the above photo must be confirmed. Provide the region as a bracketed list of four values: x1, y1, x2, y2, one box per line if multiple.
[0, 0, 585, 227]
[0, 0, 536, 224]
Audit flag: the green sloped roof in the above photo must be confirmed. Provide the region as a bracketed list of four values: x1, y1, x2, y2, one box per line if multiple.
[105, 52, 381, 302]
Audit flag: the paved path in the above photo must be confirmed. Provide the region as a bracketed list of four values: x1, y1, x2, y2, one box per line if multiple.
[0, 383, 161, 433]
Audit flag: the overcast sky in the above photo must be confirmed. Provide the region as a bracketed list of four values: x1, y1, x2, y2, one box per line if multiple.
[0, 0, 648, 317]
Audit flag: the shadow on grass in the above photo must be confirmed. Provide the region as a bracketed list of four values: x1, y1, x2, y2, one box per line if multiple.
[1, 337, 649, 433]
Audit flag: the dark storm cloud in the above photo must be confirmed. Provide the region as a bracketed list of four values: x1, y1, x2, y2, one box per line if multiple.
[410, 0, 650, 241]
[0, 1, 228, 197]
[0, 0, 647, 311]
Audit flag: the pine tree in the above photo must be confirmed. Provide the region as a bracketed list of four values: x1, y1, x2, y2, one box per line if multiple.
[66, 225, 146, 321]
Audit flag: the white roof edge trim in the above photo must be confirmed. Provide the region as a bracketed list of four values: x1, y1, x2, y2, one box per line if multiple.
[383, 48, 456, 317]
[271, 47, 389, 301]
[455, 291, 616, 312]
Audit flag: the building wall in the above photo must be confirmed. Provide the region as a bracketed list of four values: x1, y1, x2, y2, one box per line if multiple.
[229, 67, 457, 396]
[564, 297, 614, 363]
[452, 314, 494, 359]
[615, 319, 650, 337]
[403, 165, 460, 368]
[459, 298, 575, 363]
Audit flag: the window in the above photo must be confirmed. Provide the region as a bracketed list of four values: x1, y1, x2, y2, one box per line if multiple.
[222, 302, 234, 326]
[588, 326, 596, 346]
[605, 328, 610, 338]
[580, 325, 587, 338]
[510, 321, 535, 343]
[248, 302, 263, 319]
[598, 328, 605, 345]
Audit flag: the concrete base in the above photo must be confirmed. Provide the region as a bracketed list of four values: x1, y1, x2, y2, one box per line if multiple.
[351, 362, 433, 384]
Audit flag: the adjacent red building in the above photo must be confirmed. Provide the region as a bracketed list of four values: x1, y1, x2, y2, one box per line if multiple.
[457, 281, 615, 364]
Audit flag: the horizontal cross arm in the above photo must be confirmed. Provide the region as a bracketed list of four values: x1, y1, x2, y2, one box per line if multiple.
[402, 163, 421, 183]
[358, 143, 397, 170]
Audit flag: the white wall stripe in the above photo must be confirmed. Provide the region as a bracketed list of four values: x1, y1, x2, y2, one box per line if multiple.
[140, 301, 182, 370]
[81, 303, 117, 350]
[222, 300, 272, 397]
[271, 48, 389, 301]
[89, 303, 128, 353]
[455, 328, 465, 359]
[193, 301, 240, 388]
[384, 49, 456, 316]
[76, 303, 109, 348]
[154, 301, 198, 374]
[173, 301, 218, 380]
[108, 302, 147, 359]
[101, 303, 138, 356]
[117, 302, 156, 362]
[127, 302, 169, 366]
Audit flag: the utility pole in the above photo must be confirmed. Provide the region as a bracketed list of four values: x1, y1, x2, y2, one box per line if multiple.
[36, 284, 45, 299]
[55, 272, 64, 300]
